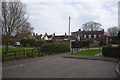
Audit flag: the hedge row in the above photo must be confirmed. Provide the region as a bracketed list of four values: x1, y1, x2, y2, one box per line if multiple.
[20, 39, 36, 47]
[102, 46, 120, 58]
[71, 41, 90, 48]
[40, 42, 70, 54]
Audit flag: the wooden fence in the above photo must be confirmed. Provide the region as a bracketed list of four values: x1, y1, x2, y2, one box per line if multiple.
[2, 48, 43, 62]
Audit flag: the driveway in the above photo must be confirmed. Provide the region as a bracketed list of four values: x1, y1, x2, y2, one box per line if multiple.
[2, 52, 119, 78]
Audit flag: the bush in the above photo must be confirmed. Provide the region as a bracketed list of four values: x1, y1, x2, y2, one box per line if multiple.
[102, 46, 120, 58]
[21, 38, 36, 47]
[90, 41, 99, 48]
[35, 40, 46, 47]
[71, 41, 90, 48]
[40, 42, 70, 54]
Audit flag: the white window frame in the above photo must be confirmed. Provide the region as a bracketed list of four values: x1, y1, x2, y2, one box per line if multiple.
[99, 35, 101, 37]
[84, 35, 86, 38]
[94, 35, 96, 38]
[89, 35, 91, 38]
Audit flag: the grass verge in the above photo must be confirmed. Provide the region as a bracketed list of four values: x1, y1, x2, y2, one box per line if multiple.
[74, 49, 101, 56]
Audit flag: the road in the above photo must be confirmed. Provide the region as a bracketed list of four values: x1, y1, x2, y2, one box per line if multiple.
[2, 53, 118, 78]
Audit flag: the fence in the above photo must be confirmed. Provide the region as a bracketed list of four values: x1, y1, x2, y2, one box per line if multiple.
[2, 48, 43, 62]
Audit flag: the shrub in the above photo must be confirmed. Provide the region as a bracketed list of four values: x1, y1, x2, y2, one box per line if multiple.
[35, 40, 46, 47]
[40, 42, 70, 54]
[90, 41, 99, 48]
[71, 41, 90, 48]
[21, 38, 36, 47]
[102, 46, 120, 58]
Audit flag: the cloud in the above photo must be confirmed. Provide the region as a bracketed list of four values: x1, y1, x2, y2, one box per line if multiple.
[23, 0, 118, 34]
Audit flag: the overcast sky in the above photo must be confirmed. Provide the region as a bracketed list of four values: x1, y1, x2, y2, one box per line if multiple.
[21, 0, 119, 35]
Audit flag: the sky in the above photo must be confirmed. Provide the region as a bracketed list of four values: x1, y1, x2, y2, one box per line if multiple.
[21, 0, 119, 35]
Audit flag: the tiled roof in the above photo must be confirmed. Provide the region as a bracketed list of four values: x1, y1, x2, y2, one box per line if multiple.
[72, 30, 104, 35]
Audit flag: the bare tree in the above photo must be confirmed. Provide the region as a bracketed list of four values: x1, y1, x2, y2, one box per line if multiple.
[0, 1, 28, 54]
[107, 26, 120, 36]
[82, 21, 102, 31]
[15, 22, 34, 40]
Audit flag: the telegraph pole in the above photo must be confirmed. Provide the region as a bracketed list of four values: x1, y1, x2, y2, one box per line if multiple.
[69, 17, 72, 54]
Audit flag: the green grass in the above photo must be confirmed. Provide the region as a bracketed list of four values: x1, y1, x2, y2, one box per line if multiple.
[7, 48, 33, 52]
[74, 49, 101, 56]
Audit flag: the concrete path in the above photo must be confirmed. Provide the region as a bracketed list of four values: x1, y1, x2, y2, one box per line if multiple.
[2, 52, 119, 78]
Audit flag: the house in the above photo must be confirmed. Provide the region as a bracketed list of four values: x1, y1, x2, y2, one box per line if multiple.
[33, 32, 71, 41]
[33, 33, 42, 40]
[33, 33, 53, 41]
[52, 33, 71, 41]
[71, 29, 108, 44]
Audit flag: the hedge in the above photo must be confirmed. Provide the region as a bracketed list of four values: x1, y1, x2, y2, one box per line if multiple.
[40, 42, 70, 54]
[102, 46, 120, 58]
[20, 38, 36, 47]
[71, 41, 90, 48]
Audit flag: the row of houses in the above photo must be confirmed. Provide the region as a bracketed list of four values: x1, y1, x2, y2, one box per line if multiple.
[33, 28, 108, 44]
[33, 33, 70, 41]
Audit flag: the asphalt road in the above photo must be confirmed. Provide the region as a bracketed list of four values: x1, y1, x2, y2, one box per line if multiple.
[2, 53, 118, 78]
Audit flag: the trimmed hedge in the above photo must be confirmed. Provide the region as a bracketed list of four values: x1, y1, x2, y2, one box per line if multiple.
[40, 42, 70, 54]
[71, 41, 90, 48]
[102, 46, 120, 58]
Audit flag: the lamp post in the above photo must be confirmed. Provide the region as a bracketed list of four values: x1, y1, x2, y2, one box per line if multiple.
[69, 17, 70, 40]
[69, 17, 72, 54]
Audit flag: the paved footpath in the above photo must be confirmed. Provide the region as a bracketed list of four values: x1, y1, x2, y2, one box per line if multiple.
[2, 52, 120, 78]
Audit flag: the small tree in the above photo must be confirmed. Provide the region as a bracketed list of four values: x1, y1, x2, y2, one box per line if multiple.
[118, 31, 120, 45]
[118, 31, 120, 40]
[107, 26, 120, 37]
[107, 27, 120, 44]
[98, 41, 104, 49]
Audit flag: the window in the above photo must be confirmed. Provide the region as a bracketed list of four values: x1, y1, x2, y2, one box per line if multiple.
[99, 35, 101, 37]
[94, 35, 96, 38]
[89, 35, 91, 38]
[84, 35, 86, 38]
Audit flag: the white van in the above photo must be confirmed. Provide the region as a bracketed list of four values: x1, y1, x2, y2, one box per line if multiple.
[14, 42, 21, 47]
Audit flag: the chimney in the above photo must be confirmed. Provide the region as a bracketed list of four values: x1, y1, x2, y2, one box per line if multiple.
[36, 33, 38, 36]
[45, 32, 47, 36]
[79, 29, 81, 31]
[102, 29, 104, 33]
[53, 33, 55, 36]
[65, 32, 67, 36]
[103, 29, 104, 32]
[33, 33, 35, 36]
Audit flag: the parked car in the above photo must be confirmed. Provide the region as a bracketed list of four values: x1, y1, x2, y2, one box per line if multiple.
[14, 42, 21, 47]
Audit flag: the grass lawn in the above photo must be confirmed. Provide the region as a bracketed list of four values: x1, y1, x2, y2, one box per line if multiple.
[74, 49, 101, 56]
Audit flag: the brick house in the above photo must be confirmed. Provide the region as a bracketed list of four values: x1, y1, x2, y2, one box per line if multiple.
[71, 29, 108, 44]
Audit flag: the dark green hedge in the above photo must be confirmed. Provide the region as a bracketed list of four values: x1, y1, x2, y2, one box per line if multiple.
[40, 42, 70, 54]
[20, 38, 36, 47]
[102, 46, 120, 58]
